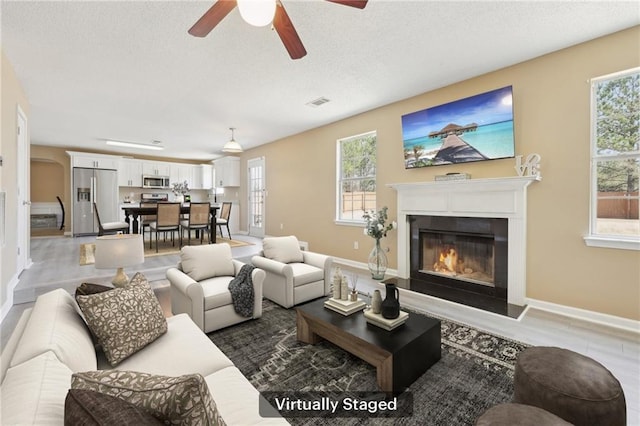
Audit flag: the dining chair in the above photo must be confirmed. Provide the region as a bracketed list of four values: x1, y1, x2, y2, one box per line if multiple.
[140, 202, 158, 248]
[93, 202, 129, 236]
[149, 202, 181, 252]
[180, 202, 211, 245]
[217, 202, 232, 239]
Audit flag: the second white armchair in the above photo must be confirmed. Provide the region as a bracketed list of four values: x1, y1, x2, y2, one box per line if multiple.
[251, 236, 332, 308]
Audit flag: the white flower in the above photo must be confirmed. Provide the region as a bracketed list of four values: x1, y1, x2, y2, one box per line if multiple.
[362, 206, 396, 240]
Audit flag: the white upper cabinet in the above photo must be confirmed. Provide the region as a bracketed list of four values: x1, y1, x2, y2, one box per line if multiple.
[170, 163, 195, 189]
[142, 161, 171, 176]
[214, 156, 240, 187]
[68, 151, 119, 170]
[194, 164, 213, 190]
[118, 158, 143, 187]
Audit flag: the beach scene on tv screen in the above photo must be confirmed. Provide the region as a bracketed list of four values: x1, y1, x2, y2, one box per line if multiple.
[402, 86, 515, 169]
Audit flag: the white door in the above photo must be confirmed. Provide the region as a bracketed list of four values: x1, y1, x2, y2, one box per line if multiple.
[247, 157, 265, 237]
[17, 106, 29, 273]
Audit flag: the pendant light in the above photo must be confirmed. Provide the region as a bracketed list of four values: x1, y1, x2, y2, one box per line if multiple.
[222, 127, 243, 153]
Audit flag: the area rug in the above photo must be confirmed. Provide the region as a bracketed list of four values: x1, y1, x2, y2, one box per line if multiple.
[79, 237, 253, 265]
[208, 301, 528, 425]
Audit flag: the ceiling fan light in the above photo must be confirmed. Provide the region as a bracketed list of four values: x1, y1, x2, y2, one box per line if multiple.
[237, 0, 276, 27]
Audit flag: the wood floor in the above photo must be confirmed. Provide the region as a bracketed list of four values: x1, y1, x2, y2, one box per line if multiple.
[2, 235, 638, 424]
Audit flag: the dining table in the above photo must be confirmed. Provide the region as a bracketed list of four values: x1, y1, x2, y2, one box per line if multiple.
[121, 204, 219, 243]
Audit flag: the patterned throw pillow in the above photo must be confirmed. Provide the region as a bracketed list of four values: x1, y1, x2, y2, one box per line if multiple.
[65, 389, 164, 425]
[71, 370, 226, 426]
[76, 273, 167, 366]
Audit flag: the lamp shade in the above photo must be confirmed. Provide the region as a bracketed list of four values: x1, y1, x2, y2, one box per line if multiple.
[95, 234, 144, 269]
[95, 234, 144, 286]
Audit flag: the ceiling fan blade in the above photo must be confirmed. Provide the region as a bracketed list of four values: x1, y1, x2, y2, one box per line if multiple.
[273, 0, 307, 60]
[188, 0, 238, 37]
[325, 0, 368, 9]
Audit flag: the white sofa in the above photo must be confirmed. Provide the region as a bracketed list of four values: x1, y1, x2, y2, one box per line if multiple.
[0, 288, 288, 425]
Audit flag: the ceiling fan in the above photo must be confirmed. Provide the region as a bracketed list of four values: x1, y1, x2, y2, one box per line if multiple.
[188, 0, 368, 60]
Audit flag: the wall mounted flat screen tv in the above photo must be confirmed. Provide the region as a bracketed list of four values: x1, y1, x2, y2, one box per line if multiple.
[401, 86, 515, 169]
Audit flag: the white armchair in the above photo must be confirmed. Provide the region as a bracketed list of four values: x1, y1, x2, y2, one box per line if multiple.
[167, 243, 265, 333]
[251, 236, 332, 308]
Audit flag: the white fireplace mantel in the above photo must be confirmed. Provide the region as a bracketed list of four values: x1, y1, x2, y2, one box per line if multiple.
[388, 176, 540, 306]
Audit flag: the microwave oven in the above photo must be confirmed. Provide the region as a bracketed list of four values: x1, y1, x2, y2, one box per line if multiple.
[142, 175, 170, 188]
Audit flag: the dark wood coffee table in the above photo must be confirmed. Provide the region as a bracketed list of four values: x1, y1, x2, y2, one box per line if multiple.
[296, 298, 441, 393]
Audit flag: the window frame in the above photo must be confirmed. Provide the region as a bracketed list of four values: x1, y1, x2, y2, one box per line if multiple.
[584, 67, 640, 251]
[335, 130, 377, 226]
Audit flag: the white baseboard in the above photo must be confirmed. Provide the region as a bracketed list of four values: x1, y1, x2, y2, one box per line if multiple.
[0, 274, 20, 324]
[526, 297, 640, 335]
[333, 256, 398, 278]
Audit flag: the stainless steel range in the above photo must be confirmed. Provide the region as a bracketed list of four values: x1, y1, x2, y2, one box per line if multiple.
[140, 193, 169, 203]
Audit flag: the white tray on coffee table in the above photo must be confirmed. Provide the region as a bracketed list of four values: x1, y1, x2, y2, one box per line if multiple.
[363, 309, 409, 330]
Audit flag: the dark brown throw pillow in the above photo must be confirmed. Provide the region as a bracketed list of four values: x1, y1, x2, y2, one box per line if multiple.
[64, 389, 164, 425]
[75, 283, 113, 297]
[75, 283, 113, 347]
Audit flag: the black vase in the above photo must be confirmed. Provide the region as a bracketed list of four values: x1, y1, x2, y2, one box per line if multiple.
[381, 283, 400, 319]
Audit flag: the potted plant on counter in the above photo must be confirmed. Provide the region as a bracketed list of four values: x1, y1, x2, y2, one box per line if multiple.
[171, 180, 190, 203]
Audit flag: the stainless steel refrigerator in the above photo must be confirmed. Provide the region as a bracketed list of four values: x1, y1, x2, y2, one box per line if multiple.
[73, 167, 119, 236]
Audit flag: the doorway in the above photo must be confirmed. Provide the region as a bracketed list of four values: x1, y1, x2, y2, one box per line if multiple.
[30, 159, 65, 237]
[247, 157, 265, 237]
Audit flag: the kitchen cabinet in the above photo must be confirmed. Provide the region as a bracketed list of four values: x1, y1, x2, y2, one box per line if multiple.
[68, 151, 119, 170]
[213, 156, 240, 187]
[170, 163, 195, 189]
[142, 161, 171, 176]
[118, 158, 142, 187]
[193, 164, 213, 190]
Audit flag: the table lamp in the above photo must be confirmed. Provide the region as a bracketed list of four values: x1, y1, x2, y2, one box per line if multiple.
[95, 234, 144, 287]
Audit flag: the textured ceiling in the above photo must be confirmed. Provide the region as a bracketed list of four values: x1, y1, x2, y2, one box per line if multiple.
[2, 1, 639, 160]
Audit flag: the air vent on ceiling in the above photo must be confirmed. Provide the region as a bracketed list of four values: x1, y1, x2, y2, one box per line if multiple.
[306, 97, 331, 108]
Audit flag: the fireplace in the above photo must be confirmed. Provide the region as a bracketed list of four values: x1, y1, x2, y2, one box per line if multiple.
[410, 215, 508, 300]
[389, 176, 540, 316]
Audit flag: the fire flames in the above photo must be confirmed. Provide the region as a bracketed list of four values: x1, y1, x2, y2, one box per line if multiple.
[433, 246, 473, 276]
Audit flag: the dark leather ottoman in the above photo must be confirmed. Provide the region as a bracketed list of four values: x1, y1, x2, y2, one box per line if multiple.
[513, 346, 626, 426]
[475, 403, 571, 426]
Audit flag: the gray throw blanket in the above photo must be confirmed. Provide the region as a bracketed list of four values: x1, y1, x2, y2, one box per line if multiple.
[228, 264, 255, 318]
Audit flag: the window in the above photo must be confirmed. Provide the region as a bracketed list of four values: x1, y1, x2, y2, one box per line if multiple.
[336, 131, 377, 224]
[586, 68, 640, 250]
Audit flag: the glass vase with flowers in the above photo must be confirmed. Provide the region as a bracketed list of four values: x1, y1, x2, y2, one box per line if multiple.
[363, 206, 397, 280]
